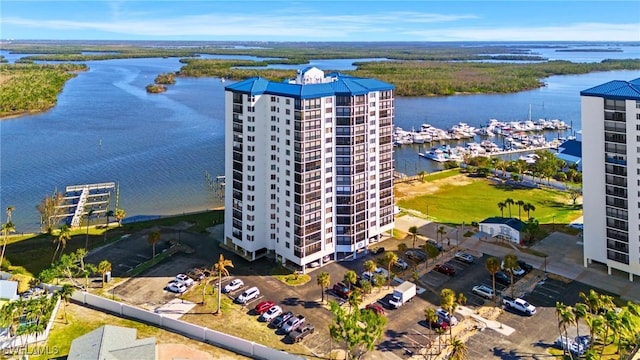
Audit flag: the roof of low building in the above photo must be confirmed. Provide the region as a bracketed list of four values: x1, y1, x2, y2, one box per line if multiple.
[480, 217, 527, 231]
[580, 78, 640, 100]
[68, 325, 156, 360]
[558, 139, 581, 158]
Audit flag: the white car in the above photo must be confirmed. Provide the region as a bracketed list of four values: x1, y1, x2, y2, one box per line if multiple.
[259, 305, 283, 322]
[436, 308, 458, 326]
[394, 258, 409, 270]
[472, 285, 495, 299]
[454, 252, 474, 264]
[223, 279, 244, 293]
[166, 281, 187, 294]
[281, 315, 305, 334]
[175, 273, 195, 287]
[501, 261, 525, 276]
[235, 286, 260, 304]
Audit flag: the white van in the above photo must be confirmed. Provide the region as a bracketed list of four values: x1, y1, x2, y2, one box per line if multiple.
[235, 286, 260, 304]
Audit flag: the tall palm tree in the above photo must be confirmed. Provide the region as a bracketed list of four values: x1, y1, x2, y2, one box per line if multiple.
[363, 259, 377, 276]
[56, 284, 74, 324]
[347, 288, 363, 312]
[383, 251, 398, 288]
[497, 201, 506, 217]
[147, 231, 161, 259]
[523, 203, 536, 219]
[437, 226, 446, 247]
[505, 198, 515, 218]
[449, 336, 469, 360]
[516, 200, 525, 219]
[440, 288, 458, 338]
[114, 208, 126, 226]
[485, 257, 500, 301]
[213, 254, 233, 315]
[317, 271, 330, 303]
[343, 270, 357, 291]
[584, 314, 604, 351]
[424, 307, 438, 329]
[573, 303, 588, 342]
[97, 260, 112, 288]
[502, 253, 518, 296]
[84, 208, 95, 250]
[52, 224, 71, 264]
[408, 225, 418, 248]
[0, 221, 16, 270]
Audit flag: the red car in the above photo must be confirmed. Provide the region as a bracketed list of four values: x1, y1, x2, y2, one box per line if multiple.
[365, 303, 385, 316]
[434, 263, 456, 276]
[254, 300, 275, 315]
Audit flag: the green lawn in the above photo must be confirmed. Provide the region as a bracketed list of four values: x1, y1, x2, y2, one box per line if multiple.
[397, 177, 582, 226]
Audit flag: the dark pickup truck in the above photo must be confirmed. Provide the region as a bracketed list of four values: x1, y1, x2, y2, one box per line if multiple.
[287, 324, 315, 343]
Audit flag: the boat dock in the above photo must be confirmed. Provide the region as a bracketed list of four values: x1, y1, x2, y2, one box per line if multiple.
[55, 182, 116, 228]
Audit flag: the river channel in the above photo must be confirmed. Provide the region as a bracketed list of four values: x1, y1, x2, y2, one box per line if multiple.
[1, 47, 639, 232]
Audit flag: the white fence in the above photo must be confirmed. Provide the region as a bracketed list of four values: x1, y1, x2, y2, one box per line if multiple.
[71, 291, 305, 360]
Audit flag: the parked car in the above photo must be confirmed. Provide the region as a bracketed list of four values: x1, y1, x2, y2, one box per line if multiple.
[259, 305, 283, 322]
[362, 267, 388, 281]
[281, 315, 305, 334]
[495, 271, 511, 285]
[405, 250, 426, 262]
[426, 239, 443, 251]
[332, 282, 351, 299]
[223, 279, 244, 293]
[270, 311, 293, 328]
[394, 258, 409, 270]
[454, 252, 474, 264]
[166, 281, 187, 294]
[436, 308, 458, 326]
[426, 318, 449, 330]
[254, 300, 276, 315]
[502, 296, 536, 315]
[175, 273, 195, 287]
[472, 285, 495, 299]
[554, 335, 586, 355]
[187, 269, 206, 281]
[235, 286, 260, 304]
[434, 263, 456, 276]
[501, 261, 526, 276]
[518, 260, 534, 272]
[370, 246, 385, 255]
[365, 303, 385, 316]
[286, 324, 314, 343]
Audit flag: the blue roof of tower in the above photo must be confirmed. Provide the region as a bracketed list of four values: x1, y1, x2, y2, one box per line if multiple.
[225, 74, 394, 99]
[580, 78, 640, 100]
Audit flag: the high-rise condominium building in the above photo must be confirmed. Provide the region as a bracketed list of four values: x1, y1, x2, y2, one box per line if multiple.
[580, 78, 640, 281]
[223, 67, 395, 271]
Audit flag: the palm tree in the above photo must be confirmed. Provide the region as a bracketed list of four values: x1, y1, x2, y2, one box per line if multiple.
[437, 226, 446, 247]
[343, 270, 357, 291]
[213, 254, 233, 315]
[440, 288, 458, 338]
[97, 260, 112, 288]
[363, 260, 377, 275]
[52, 224, 71, 264]
[449, 336, 469, 360]
[584, 314, 604, 352]
[114, 208, 126, 226]
[360, 280, 372, 295]
[383, 251, 397, 288]
[105, 209, 114, 227]
[84, 208, 95, 250]
[485, 257, 500, 301]
[516, 200, 525, 219]
[347, 288, 363, 312]
[422, 242, 439, 269]
[523, 203, 536, 219]
[56, 284, 74, 324]
[502, 253, 518, 296]
[497, 201, 506, 217]
[505, 198, 514, 218]
[397, 243, 408, 253]
[573, 303, 588, 342]
[147, 231, 161, 259]
[408, 225, 418, 248]
[0, 221, 16, 270]
[317, 271, 330, 303]
[424, 307, 438, 329]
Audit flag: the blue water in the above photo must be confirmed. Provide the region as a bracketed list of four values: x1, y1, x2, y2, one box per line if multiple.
[1, 46, 639, 232]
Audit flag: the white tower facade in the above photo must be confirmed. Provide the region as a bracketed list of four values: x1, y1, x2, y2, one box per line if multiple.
[223, 68, 395, 271]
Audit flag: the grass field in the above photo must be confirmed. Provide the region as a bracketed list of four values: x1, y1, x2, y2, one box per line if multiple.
[397, 176, 582, 226]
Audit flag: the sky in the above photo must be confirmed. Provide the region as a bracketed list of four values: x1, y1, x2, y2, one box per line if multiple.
[1, 1, 639, 42]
